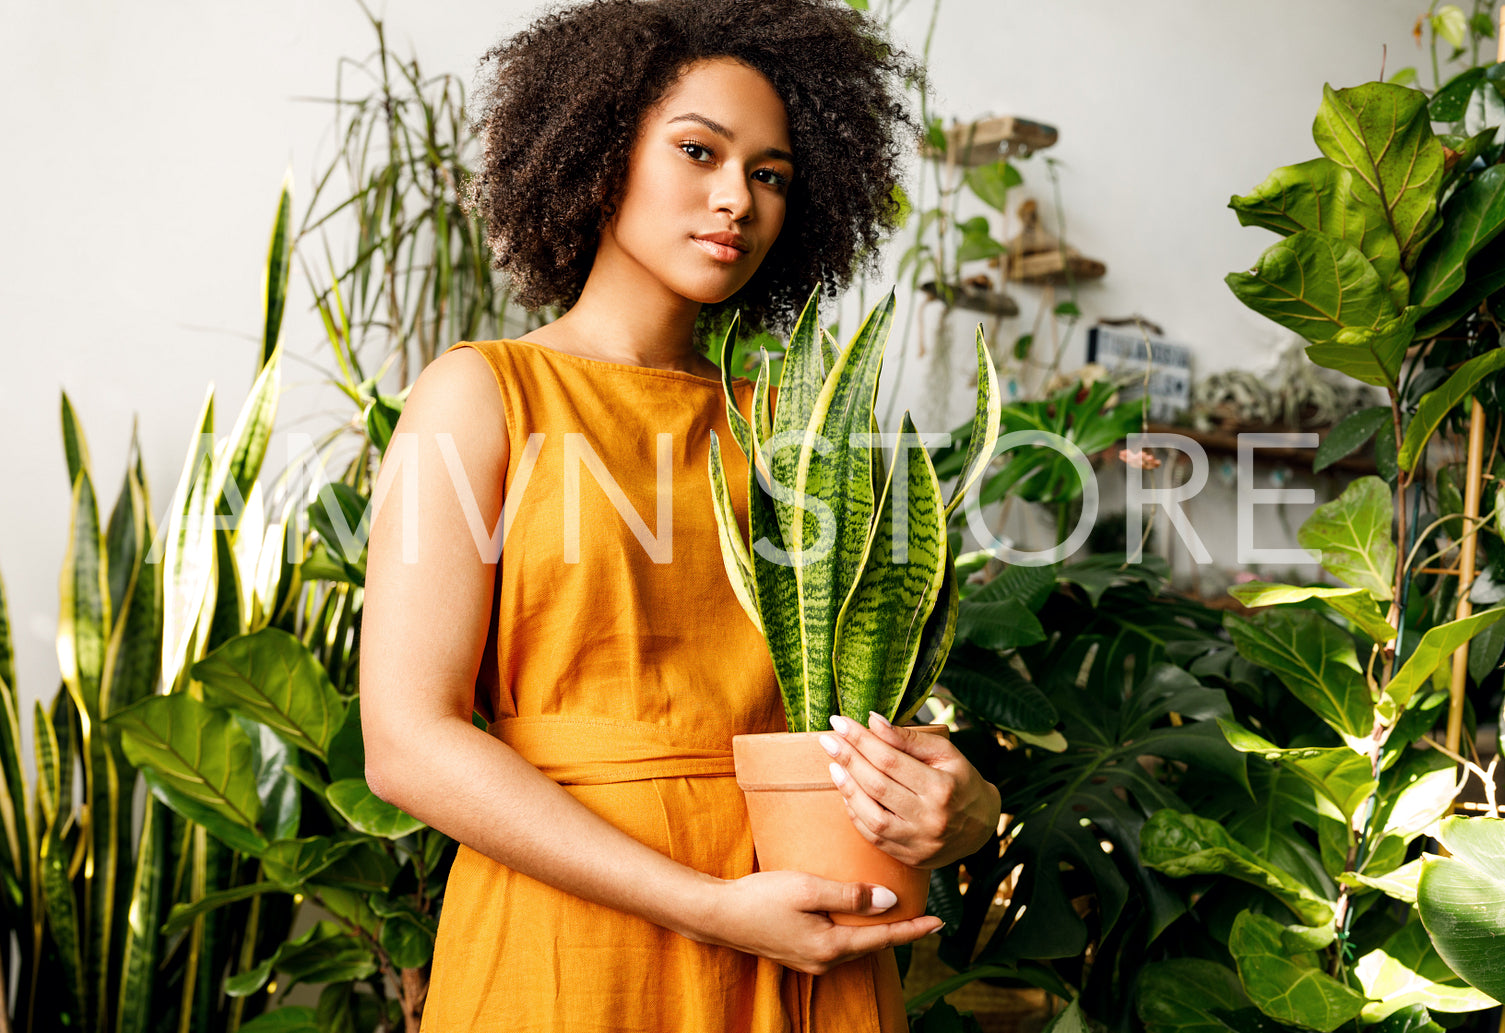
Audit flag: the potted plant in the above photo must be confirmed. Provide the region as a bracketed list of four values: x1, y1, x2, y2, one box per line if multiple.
[705, 288, 1000, 924]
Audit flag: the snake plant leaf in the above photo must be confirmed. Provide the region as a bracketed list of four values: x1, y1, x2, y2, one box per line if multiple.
[1398, 346, 1505, 471]
[1306, 306, 1419, 390]
[192, 628, 348, 760]
[39, 809, 86, 1028]
[717, 315, 753, 461]
[1314, 405, 1391, 472]
[752, 345, 773, 448]
[1356, 919, 1499, 1021]
[1228, 581, 1395, 643]
[104, 426, 144, 618]
[1231, 157, 1408, 308]
[1296, 475, 1396, 600]
[1381, 607, 1505, 721]
[747, 441, 810, 727]
[60, 391, 92, 493]
[770, 290, 826, 540]
[894, 554, 958, 725]
[216, 345, 282, 529]
[1225, 609, 1373, 741]
[1141, 812, 1335, 927]
[116, 794, 166, 1033]
[104, 457, 163, 720]
[262, 171, 293, 368]
[820, 326, 840, 375]
[790, 293, 892, 722]
[59, 467, 109, 724]
[34, 700, 59, 828]
[1226, 230, 1393, 348]
[1136, 959, 1254, 1033]
[1313, 82, 1445, 268]
[326, 779, 424, 839]
[943, 326, 1002, 519]
[112, 693, 266, 853]
[706, 431, 761, 632]
[1227, 910, 1365, 1030]
[833, 413, 947, 721]
[0, 570, 13, 696]
[162, 387, 217, 691]
[1418, 815, 1505, 1002]
[1410, 165, 1505, 313]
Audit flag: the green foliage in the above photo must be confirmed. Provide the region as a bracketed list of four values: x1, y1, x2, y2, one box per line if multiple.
[1417, 816, 1505, 1003]
[708, 291, 1000, 730]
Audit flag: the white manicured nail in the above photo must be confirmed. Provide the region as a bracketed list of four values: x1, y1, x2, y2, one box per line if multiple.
[871, 886, 898, 910]
[829, 715, 852, 735]
[829, 762, 847, 786]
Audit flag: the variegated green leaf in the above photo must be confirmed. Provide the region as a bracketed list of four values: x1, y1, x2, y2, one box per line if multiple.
[944, 326, 1002, 519]
[707, 431, 760, 632]
[193, 628, 348, 760]
[833, 413, 947, 721]
[895, 553, 959, 725]
[215, 347, 282, 528]
[719, 317, 751, 457]
[60, 391, 92, 493]
[34, 700, 59, 828]
[1313, 82, 1445, 268]
[162, 388, 217, 690]
[116, 793, 165, 1033]
[262, 172, 293, 368]
[790, 293, 893, 721]
[748, 437, 809, 728]
[58, 467, 109, 723]
[770, 291, 826, 538]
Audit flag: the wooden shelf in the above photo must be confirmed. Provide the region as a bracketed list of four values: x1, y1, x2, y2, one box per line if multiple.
[1142, 423, 1378, 474]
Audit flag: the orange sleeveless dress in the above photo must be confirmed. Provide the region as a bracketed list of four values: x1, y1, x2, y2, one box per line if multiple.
[420, 339, 907, 1033]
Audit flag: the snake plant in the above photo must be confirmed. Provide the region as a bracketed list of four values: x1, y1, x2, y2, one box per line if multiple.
[708, 289, 1000, 732]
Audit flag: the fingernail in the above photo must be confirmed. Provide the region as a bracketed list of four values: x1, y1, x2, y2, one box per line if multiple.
[870, 886, 897, 910]
[818, 734, 841, 758]
[828, 762, 847, 787]
[869, 711, 891, 728]
[829, 715, 852, 736]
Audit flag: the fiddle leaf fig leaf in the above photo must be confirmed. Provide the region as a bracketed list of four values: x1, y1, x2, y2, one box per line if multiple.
[326, 779, 425, 839]
[1382, 608, 1505, 720]
[193, 627, 348, 760]
[1227, 910, 1366, 1031]
[1417, 816, 1505, 1003]
[1315, 405, 1392, 473]
[1398, 347, 1505, 472]
[1313, 82, 1445, 268]
[1297, 476, 1396, 599]
[1410, 165, 1505, 313]
[1306, 307, 1419, 390]
[1141, 811, 1335, 927]
[1136, 959, 1253, 1033]
[1226, 231, 1393, 348]
[1224, 609, 1373, 740]
[1230, 158, 1408, 307]
[1228, 581, 1395, 643]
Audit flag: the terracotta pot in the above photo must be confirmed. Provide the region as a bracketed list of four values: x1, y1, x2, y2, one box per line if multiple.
[732, 725, 949, 926]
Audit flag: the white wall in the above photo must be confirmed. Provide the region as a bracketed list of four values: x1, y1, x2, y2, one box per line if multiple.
[0, 0, 1435, 729]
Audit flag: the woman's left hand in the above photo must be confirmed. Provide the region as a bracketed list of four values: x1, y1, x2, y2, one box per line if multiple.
[819, 713, 1001, 869]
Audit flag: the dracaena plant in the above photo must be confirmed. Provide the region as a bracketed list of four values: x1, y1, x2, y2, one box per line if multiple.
[706, 289, 1000, 733]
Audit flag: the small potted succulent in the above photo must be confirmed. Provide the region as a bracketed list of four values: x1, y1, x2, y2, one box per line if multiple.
[707, 288, 999, 923]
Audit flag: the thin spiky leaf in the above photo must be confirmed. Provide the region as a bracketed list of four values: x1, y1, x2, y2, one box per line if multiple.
[60, 392, 92, 493]
[707, 432, 761, 632]
[718, 314, 754, 460]
[216, 348, 282, 531]
[262, 172, 294, 368]
[790, 292, 894, 721]
[895, 550, 959, 724]
[944, 326, 1002, 519]
[769, 291, 825, 538]
[162, 389, 217, 691]
[747, 437, 809, 729]
[115, 794, 165, 1033]
[833, 413, 948, 720]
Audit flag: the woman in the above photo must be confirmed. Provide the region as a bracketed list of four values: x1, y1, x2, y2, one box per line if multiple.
[359, 2, 1002, 1029]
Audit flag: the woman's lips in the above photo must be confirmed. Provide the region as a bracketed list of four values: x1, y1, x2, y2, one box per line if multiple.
[692, 235, 749, 263]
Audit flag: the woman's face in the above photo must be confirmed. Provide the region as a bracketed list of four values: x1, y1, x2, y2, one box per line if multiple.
[596, 57, 793, 307]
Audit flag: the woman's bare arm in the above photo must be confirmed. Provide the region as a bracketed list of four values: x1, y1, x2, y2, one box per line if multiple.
[358, 348, 939, 974]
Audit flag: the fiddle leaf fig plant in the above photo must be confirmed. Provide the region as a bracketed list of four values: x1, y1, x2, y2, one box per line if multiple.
[708, 289, 1000, 732]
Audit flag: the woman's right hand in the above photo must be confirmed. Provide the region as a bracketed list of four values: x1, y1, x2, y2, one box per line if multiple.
[689, 870, 942, 974]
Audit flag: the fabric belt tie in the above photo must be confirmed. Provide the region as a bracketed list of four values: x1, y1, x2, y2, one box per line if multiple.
[496, 716, 738, 786]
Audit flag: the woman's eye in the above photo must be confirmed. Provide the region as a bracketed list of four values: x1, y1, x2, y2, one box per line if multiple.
[754, 168, 790, 190]
[680, 142, 712, 162]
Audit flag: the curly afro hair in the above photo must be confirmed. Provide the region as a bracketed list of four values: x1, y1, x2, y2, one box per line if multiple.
[467, 0, 922, 333]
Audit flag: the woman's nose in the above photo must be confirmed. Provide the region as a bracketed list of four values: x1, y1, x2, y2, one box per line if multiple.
[710, 171, 753, 220]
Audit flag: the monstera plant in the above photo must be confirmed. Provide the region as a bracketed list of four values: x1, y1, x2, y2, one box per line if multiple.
[707, 289, 1000, 732]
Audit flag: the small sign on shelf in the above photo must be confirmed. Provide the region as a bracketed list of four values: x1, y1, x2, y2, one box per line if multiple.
[1086, 325, 1192, 424]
